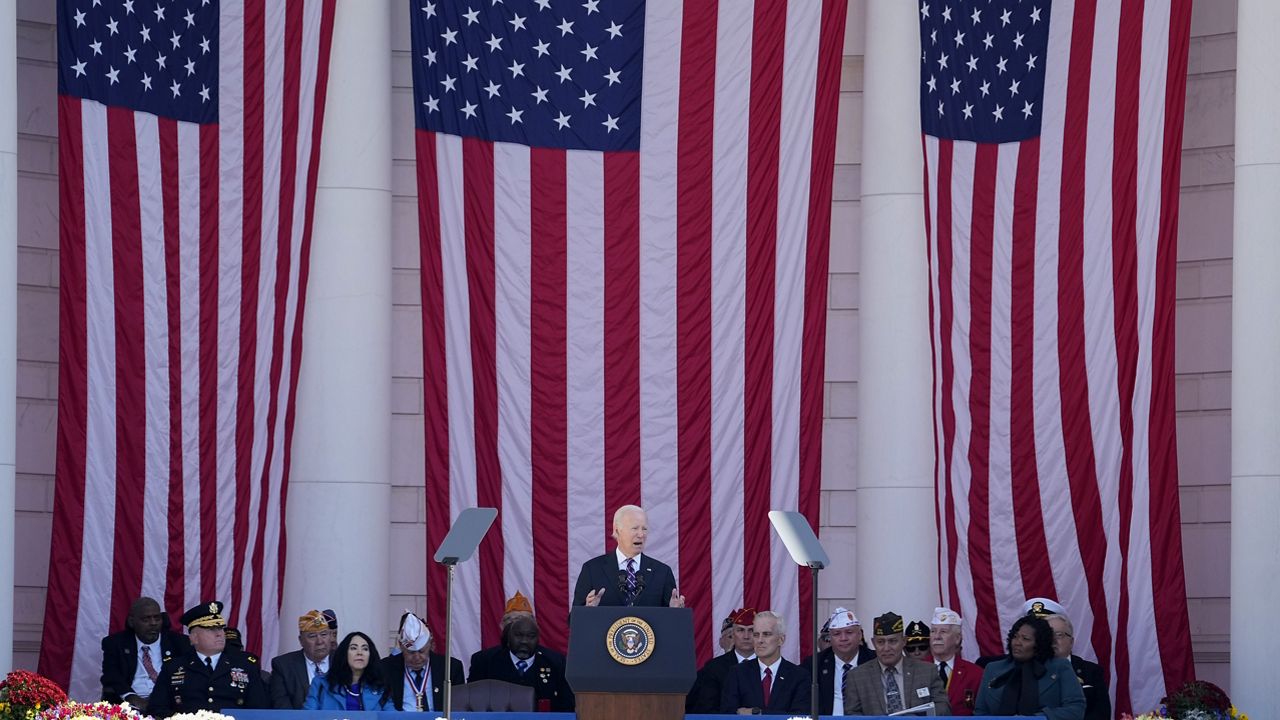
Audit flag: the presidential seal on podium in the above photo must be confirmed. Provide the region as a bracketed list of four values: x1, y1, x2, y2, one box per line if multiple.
[606, 616, 656, 665]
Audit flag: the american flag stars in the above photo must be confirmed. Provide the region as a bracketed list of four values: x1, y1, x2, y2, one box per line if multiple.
[412, 0, 645, 152]
[58, 0, 218, 123]
[920, 0, 1049, 144]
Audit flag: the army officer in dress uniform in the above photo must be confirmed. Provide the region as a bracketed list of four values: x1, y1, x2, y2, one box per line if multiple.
[147, 601, 269, 717]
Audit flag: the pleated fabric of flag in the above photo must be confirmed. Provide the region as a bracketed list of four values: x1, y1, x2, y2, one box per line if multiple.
[411, 0, 847, 664]
[42, 0, 337, 698]
[920, 0, 1195, 714]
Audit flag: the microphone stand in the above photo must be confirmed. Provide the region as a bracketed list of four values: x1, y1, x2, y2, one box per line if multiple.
[808, 562, 820, 720]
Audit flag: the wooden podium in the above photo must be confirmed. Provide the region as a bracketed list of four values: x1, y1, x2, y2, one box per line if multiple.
[566, 607, 696, 720]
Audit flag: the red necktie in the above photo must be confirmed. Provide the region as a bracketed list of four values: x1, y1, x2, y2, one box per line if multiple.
[761, 667, 773, 707]
[141, 646, 158, 681]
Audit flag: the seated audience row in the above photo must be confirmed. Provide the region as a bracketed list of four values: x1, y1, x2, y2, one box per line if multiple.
[107, 593, 1106, 718]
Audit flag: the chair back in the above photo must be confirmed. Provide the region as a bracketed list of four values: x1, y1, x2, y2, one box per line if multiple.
[450, 679, 535, 712]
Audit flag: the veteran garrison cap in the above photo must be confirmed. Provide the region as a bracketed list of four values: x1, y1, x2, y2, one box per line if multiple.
[298, 609, 329, 633]
[322, 608, 338, 630]
[873, 612, 904, 637]
[181, 601, 227, 629]
[905, 620, 930, 644]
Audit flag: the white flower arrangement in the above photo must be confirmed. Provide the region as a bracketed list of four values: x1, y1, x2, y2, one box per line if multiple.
[166, 711, 235, 720]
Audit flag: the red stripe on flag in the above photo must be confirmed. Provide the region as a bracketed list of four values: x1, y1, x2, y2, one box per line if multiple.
[1150, 0, 1195, 694]
[198, 123, 220, 603]
[1058, 0, 1114, 676]
[602, 151, 642, 543]
[159, 118, 186, 616]
[965, 143, 998, 652]
[418, 131, 450, 645]
[463, 137, 504, 649]
[1110, 2, 1145, 712]
[40, 96, 89, 690]
[742, 0, 785, 613]
[1009, 139, 1056, 599]
[234, 0, 267, 623]
[108, 105, 147, 630]
[676, 0, 717, 664]
[530, 148, 569, 653]
[800, 0, 848, 656]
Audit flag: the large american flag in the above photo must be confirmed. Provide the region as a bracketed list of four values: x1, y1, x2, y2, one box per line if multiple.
[921, 0, 1194, 715]
[412, 0, 846, 664]
[42, 0, 336, 699]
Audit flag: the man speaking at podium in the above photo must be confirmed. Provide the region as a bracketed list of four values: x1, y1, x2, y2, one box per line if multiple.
[572, 505, 686, 608]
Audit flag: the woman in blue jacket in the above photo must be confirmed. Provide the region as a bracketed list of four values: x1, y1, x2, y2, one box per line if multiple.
[975, 615, 1085, 719]
[304, 631, 392, 711]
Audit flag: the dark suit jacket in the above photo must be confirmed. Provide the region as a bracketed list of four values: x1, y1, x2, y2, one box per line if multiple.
[382, 652, 464, 712]
[268, 649, 323, 709]
[687, 650, 749, 713]
[843, 657, 950, 716]
[720, 658, 811, 715]
[100, 629, 190, 702]
[798, 645, 877, 715]
[1071, 655, 1111, 720]
[571, 552, 678, 607]
[468, 644, 575, 711]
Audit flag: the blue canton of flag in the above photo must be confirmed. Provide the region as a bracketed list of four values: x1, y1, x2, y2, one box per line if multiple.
[58, 0, 219, 124]
[919, 0, 1049, 143]
[411, 0, 645, 152]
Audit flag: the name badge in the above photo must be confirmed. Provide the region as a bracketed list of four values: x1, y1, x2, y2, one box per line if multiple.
[916, 687, 929, 698]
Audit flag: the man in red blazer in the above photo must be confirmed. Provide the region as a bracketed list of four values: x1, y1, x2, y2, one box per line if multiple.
[929, 607, 983, 716]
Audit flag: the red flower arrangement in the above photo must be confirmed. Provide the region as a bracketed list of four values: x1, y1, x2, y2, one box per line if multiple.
[1163, 680, 1234, 718]
[0, 670, 68, 720]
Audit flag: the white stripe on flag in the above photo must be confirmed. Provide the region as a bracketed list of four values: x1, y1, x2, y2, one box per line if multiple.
[72, 100, 118, 702]
[1122, 3, 1175, 710]
[636, 0, 681, 571]
[771, 0, 822, 656]
[947, 139, 979, 652]
[493, 141, 535, 607]
[438, 132, 482, 656]
[177, 120, 203, 612]
[216, 0, 245, 609]
[709, 0, 753, 621]
[565, 149, 607, 606]
[136, 111, 171, 602]
[987, 143, 1024, 622]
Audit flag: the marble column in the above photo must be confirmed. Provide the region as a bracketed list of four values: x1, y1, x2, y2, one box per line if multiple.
[855, 0, 939, 621]
[0, 0, 18, 675]
[1231, 0, 1280, 715]
[281, 0, 392, 651]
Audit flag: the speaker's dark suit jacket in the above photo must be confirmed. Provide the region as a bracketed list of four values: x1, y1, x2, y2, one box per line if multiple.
[1071, 654, 1111, 720]
[799, 645, 877, 715]
[381, 652, 464, 712]
[268, 649, 322, 709]
[686, 650, 749, 713]
[468, 644, 575, 711]
[720, 658, 812, 715]
[571, 552, 678, 607]
[100, 629, 190, 702]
